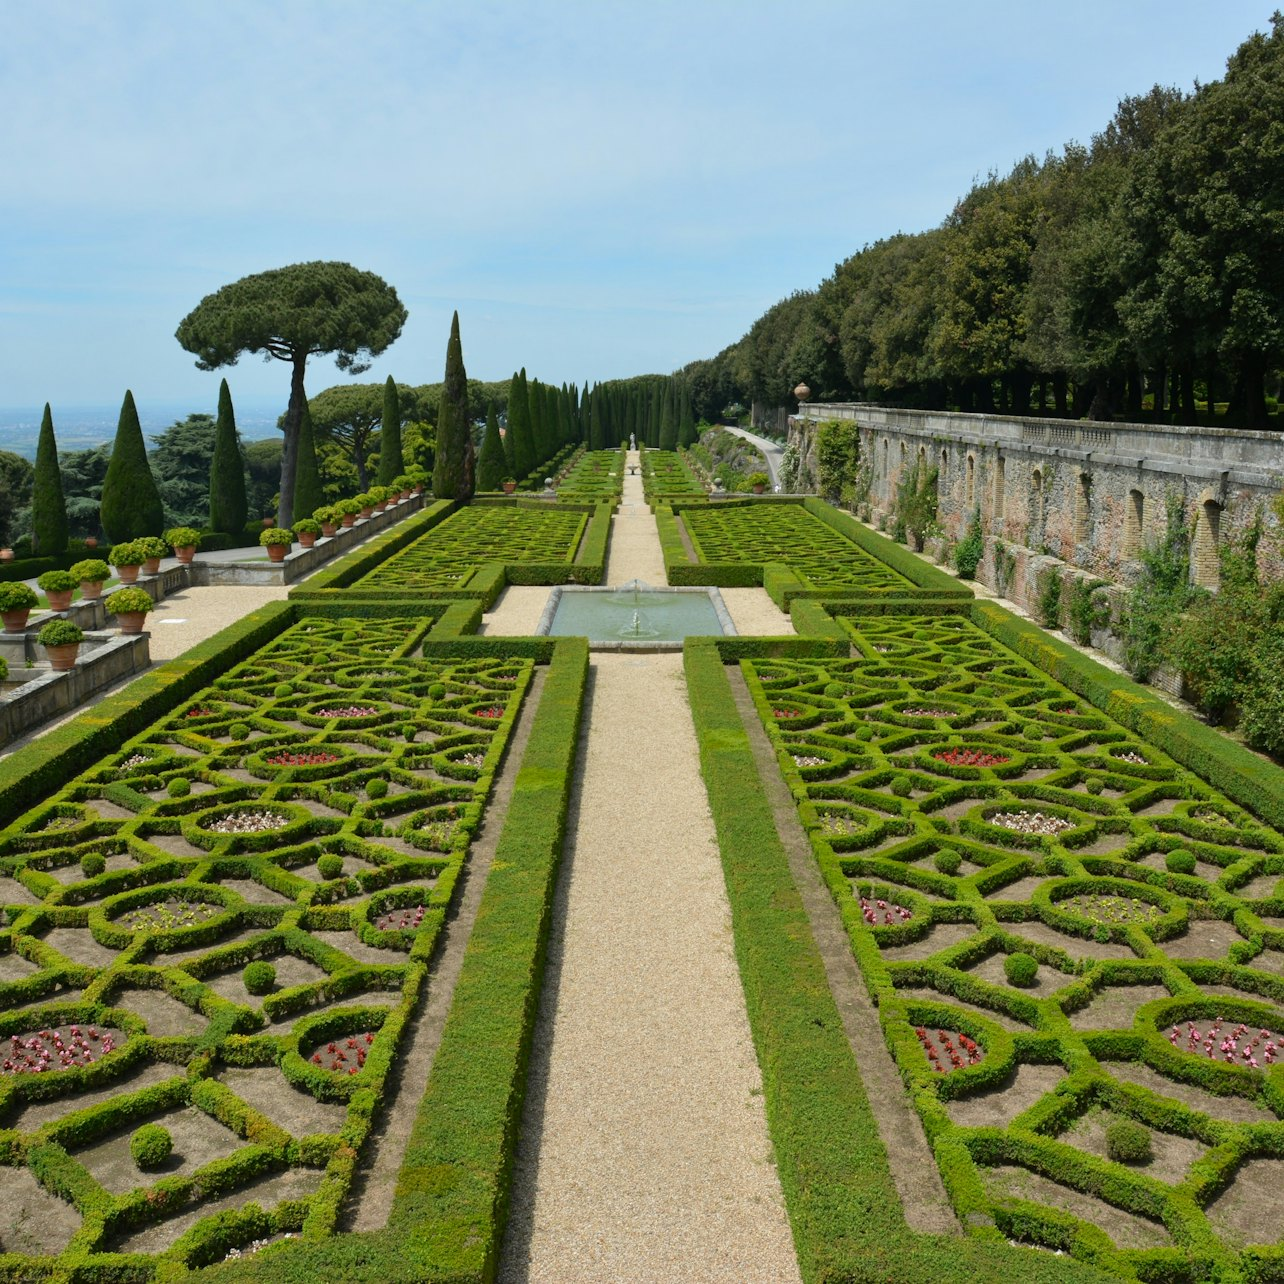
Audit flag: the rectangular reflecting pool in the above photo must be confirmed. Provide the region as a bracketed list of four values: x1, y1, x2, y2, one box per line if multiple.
[537, 581, 736, 650]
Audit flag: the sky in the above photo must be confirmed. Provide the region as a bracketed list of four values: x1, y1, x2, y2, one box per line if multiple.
[0, 0, 1272, 418]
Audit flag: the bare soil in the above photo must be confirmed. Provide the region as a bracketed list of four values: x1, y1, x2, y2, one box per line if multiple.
[110, 986, 208, 1036]
[983, 1164, 1171, 1248]
[1245, 949, 1284, 977]
[1237, 873, 1282, 900]
[1059, 1107, 1207, 1183]
[1205, 1157, 1284, 1246]
[1101, 1059, 1275, 1123]
[11, 1061, 177, 1131]
[892, 986, 1033, 1030]
[217, 877, 295, 904]
[1199, 984, 1284, 1027]
[966, 951, 1073, 998]
[1135, 851, 1224, 883]
[983, 875, 1048, 901]
[1067, 985, 1172, 1031]
[1162, 921, 1247, 961]
[0, 1165, 81, 1255]
[42, 852, 134, 883]
[263, 988, 397, 1036]
[76, 1103, 244, 1194]
[39, 927, 120, 966]
[216, 1066, 347, 1135]
[291, 854, 369, 881]
[202, 954, 327, 1007]
[309, 929, 400, 964]
[112, 1166, 324, 1254]
[0, 951, 39, 981]
[877, 922, 977, 961]
[945, 1063, 1065, 1128]
[151, 927, 271, 967]
[0, 877, 41, 903]
[1005, 920, 1136, 961]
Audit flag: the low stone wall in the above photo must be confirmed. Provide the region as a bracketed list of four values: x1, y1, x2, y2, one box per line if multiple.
[0, 632, 150, 748]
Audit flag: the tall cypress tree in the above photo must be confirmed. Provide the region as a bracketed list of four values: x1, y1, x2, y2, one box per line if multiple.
[502, 374, 518, 475]
[658, 379, 678, 450]
[476, 405, 507, 491]
[31, 403, 69, 555]
[508, 368, 535, 479]
[529, 378, 547, 467]
[209, 378, 247, 534]
[678, 379, 697, 447]
[433, 311, 474, 499]
[377, 375, 404, 485]
[294, 401, 323, 519]
[100, 389, 164, 542]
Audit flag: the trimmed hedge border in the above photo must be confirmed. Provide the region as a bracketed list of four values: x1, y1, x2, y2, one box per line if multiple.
[684, 641, 1113, 1284]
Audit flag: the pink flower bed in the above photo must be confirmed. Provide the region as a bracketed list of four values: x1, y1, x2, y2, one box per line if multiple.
[316, 706, 378, 719]
[376, 905, 426, 931]
[4, 1025, 120, 1075]
[859, 894, 912, 926]
[266, 750, 341, 766]
[1168, 1017, 1278, 1067]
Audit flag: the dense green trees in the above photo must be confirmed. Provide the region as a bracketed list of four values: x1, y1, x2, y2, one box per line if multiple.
[31, 404, 68, 555]
[506, 369, 535, 479]
[433, 312, 474, 499]
[100, 390, 164, 541]
[476, 405, 507, 490]
[0, 452, 34, 548]
[150, 414, 217, 528]
[209, 379, 248, 535]
[175, 261, 407, 524]
[679, 17, 1284, 429]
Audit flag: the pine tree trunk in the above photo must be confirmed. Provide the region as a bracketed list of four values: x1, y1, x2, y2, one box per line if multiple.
[1053, 373, 1068, 417]
[279, 353, 307, 527]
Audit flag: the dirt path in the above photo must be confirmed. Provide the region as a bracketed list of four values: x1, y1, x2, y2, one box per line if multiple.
[498, 456, 800, 1282]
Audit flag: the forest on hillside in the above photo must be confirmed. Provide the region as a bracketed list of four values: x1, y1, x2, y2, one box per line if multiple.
[679, 16, 1284, 430]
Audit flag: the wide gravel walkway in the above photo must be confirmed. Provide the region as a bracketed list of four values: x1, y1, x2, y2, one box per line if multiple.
[499, 457, 800, 1282]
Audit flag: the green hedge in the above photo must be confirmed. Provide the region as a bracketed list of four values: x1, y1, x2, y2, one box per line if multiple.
[684, 641, 1113, 1284]
[971, 601, 1284, 833]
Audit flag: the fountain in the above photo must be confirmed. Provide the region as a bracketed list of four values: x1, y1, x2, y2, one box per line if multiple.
[537, 580, 735, 649]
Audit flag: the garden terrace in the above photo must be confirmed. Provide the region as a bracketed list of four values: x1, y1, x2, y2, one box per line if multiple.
[552, 447, 626, 501]
[641, 448, 706, 504]
[738, 610, 1284, 1281]
[0, 604, 587, 1278]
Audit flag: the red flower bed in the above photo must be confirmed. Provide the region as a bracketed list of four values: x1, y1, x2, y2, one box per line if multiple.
[914, 1026, 982, 1073]
[266, 751, 341, 766]
[376, 905, 426, 931]
[932, 748, 1010, 768]
[858, 894, 912, 926]
[308, 1031, 375, 1074]
[476, 706, 504, 719]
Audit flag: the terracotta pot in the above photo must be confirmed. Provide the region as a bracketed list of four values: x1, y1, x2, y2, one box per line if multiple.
[1, 608, 31, 633]
[0, 548, 13, 562]
[174, 546, 196, 565]
[502, 482, 517, 494]
[80, 580, 104, 599]
[84, 537, 98, 549]
[115, 611, 148, 634]
[341, 514, 356, 528]
[321, 522, 338, 538]
[265, 543, 289, 563]
[752, 484, 765, 494]
[359, 506, 374, 520]
[262, 517, 276, 529]
[143, 557, 163, 575]
[373, 501, 387, 513]
[45, 590, 74, 612]
[46, 643, 80, 671]
[298, 531, 317, 548]
[115, 564, 140, 585]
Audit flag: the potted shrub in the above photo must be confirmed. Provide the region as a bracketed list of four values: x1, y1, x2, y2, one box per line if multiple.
[164, 527, 202, 565]
[260, 527, 294, 563]
[406, 465, 428, 494]
[0, 582, 38, 633]
[746, 471, 770, 495]
[313, 505, 339, 538]
[293, 517, 322, 548]
[108, 539, 146, 585]
[367, 485, 390, 512]
[37, 569, 77, 612]
[354, 493, 374, 519]
[137, 536, 170, 575]
[336, 498, 362, 528]
[106, 586, 154, 634]
[0, 549, 13, 562]
[392, 474, 413, 501]
[502, 476, 517, 495]
[70, 557, 111, 599]
[37, 618, 84, 670]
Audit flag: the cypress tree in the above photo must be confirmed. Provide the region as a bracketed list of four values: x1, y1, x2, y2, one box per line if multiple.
[508, 368, 535, 479]
[658, 379, 678, 450]
[294, 401, 323, 519]
[433, 311, 474, 499]
[529, 378, 547, 468]
[100, 389, 164, 542]
[377, 375, 404, 485]
[476, 405, 507, 491]
[31, 403, 69, 555]
[209, 378, 248, 535]
[678, 379, 698, 447]
[648, 382, 662, 446]
[502, 374, 518, 475]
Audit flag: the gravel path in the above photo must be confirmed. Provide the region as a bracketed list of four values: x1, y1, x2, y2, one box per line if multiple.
[499, 456, 799, 1282]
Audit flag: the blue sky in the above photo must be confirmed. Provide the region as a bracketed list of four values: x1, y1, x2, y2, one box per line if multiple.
[0, 0, 1270, 416]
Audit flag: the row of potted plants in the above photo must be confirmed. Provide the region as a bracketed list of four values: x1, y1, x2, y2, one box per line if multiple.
[311, 471, 426, 537]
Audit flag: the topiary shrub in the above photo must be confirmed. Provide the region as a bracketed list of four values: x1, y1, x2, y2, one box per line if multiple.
[167, 777, 191, 799]
[274, 683, 294, 698]
[259, 527, 293, 547]
[316, 853, 345, 880]
[934, 849, 962, 875]
[130, 1123, 173, 1171]
[230, 722, 250, 741]
[243, 960, 276, 995]
[1105, 1118, 1152, 1164]
[37, 570, 76, 594]
[1166, 848, 1197, 875]
[100, 391, 165, 543]
[105, 587, 154, 617]
[428, 683, 446, 701]
[1084, 775, 1105, 795]
[69, 558, 110, 584]
[366, 778, 388, 800]
[80, 853, 106, 879]
[108, 540, 146, 568]
[0, 583, 39, 612]
[1004, 952, 1039, 987]
[37, 618, 84, 648]
[164, 526, 202, 551]
[889, 774, 913, 797]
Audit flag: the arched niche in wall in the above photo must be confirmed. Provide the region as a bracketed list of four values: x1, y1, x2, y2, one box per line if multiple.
[1123, 488, 1145, 559]
[1192, 491, 1223, 590]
